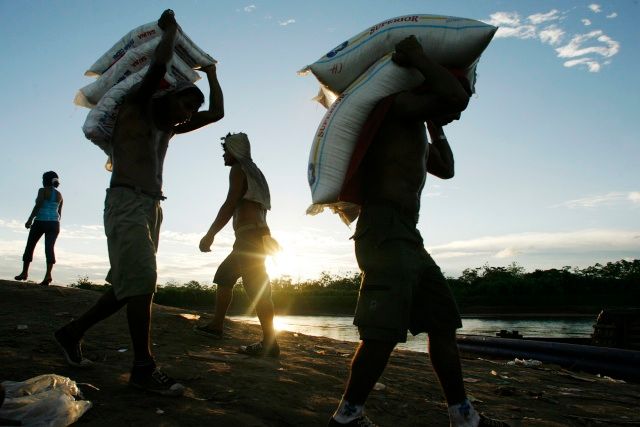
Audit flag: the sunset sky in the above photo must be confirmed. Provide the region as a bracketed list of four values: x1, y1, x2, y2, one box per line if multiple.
[1, 0, 638, 286]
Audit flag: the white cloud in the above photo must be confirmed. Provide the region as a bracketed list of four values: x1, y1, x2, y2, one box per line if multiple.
[279, 19, 296, 26]
[554, 30, 620, 72]
[589, 4, 602, 13]
[528, 9, 560, 25]
[606, 12, 618, 19]
[488, 9, 620, 73]
[539, 25, 565, 45]
[0, 219, 25, 231]
[244, 5, 256, 12]
[556, 192, 640, 208]
[563, 58, 601, 72]
[429, 229, 640, 260]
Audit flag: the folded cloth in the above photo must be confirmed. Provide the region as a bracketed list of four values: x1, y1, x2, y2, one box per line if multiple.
[224, 133, 271, 210]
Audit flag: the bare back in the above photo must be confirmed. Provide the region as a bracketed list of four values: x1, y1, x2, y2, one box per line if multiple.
[362, 112, 428, 216]
[110, 97, 172, 193]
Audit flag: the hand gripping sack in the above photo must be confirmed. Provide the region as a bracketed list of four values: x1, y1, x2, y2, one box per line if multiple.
[299, 14, 496, 96]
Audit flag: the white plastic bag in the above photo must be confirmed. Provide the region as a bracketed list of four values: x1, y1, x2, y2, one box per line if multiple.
[299, 14, 496, 95]
[86, 21, 216, 77]
[0, 374, 92, 427]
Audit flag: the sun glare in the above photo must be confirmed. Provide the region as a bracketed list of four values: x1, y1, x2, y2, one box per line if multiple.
[266, 249, 306, 279]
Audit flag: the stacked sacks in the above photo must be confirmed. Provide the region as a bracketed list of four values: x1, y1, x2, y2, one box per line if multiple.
[75, 19, 216, 169]
[300, 14, 497, 223]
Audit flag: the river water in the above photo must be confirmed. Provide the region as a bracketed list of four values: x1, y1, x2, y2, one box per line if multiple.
[230, 315, 595, 353]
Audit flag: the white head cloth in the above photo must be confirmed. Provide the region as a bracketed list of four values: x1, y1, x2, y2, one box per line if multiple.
[224, 132, 271, 210]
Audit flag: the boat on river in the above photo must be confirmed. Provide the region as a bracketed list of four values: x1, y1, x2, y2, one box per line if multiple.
[456, 309, 640, 382]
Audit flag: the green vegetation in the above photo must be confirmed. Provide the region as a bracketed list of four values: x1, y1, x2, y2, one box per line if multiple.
[70, 259, 640, 316]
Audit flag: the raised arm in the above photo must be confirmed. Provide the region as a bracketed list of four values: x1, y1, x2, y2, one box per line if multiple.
[199, 165, 245, 252]
[391, 36, 470, 121]
[426, 121, 456, 179]
[174, 64, 224, 134]
[25, 189, 45, 229]
[132, 9, 178, 103]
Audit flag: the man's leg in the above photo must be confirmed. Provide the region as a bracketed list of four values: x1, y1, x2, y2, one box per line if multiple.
[330, 339, 396, 425]
[427, 330, 466, 405]
[207, 285, 233, 332]
[126, 293, 154, 363]
[55, 288, 127, 366]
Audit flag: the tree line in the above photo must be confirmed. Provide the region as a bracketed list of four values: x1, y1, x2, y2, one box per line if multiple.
[71, 259, 639, 315]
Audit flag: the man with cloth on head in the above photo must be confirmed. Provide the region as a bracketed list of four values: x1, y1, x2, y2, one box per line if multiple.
[198, 132, 280, 357]
[54, 9, 224, 397]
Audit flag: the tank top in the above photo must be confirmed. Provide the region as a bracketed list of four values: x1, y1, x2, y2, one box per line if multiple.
[35, 188, 60, 222]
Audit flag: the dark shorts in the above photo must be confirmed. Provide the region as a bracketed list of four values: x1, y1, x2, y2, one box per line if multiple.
[104, 187, 162, 300]
[352, 204, 462, 343]
[214, 226, 272, 305]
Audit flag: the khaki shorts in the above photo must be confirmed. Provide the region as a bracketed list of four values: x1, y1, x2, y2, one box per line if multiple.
[104, 187, 162, 300]
[352, 204, 462, 343]
[214, 226, 272, 305]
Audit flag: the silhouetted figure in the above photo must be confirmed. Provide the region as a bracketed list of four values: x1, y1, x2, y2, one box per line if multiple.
[328, 36, 509, 427]
[15, 171, 62, 286]
[197, 133, 280, 357]
[54, 9, 224, 397]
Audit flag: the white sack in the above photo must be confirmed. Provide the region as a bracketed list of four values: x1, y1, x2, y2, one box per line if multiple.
[82, 67, 179, 155]
[299, 14, 496, 95]
[75, 38, 199, 108]
[307, 55, 422, 215]
[85, 21, 216, 77]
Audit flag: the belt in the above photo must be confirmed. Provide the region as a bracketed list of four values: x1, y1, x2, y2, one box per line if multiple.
[109, 184, 166, 200]
[234, 223, 269, 235]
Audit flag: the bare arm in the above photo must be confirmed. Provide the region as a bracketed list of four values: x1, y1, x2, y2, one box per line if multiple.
[426, 121, 454, 179]
[391, 36, 470, 121]
[132, 10, 178, 103]
[199, 165, 245, 252]
[174, 64, 224, 134]
[25, 189, 45, 228]
[58, 195, 63, 220]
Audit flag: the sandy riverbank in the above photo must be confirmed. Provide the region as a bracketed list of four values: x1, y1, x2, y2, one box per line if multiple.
[1, 280, 638, 426]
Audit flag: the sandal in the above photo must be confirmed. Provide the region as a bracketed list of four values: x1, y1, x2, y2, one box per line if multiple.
[238, 340, 280, 358]
[193, 325, 225, 339]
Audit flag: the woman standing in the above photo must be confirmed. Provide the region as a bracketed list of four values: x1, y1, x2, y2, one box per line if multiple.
[15, 171, 63, 286]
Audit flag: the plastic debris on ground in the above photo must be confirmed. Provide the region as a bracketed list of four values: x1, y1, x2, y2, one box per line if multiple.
[0, 374, 92, 427]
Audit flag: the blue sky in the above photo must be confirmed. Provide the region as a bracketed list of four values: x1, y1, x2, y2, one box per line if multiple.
[0, 0, 638, 285]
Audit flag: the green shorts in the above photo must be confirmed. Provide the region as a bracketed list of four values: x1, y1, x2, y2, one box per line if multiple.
[214, 226, 272, 305]
[352, 204, 462, 343]
[104, 187, 162, 300]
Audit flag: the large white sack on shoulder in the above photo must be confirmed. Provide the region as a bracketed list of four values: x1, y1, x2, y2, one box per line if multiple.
[308, 54, 423, 209]
[82, 68, 178, 156]
[299, 14, 496, 94]
[75, 39, 199, 108]
[86, 22, 216, 77]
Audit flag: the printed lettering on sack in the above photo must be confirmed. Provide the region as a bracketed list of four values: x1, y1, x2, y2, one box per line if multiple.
[316, 95, 343, 138]
[326, 41, 348, 58]
[137, 29, 157, 40]
[369, 16, 419, 35]
[112, 39, 135, 62]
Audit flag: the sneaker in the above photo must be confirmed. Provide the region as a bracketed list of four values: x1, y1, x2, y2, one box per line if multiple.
[238, 340, 280, 358]
[479, 414, 511, 427]
[193, 325, 225, 339]
[129, 364, 185, 397]
[328, 415, 377, 426]
[54, 327, 92, 367]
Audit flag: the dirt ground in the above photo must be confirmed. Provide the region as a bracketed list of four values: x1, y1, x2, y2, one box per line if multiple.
[1, 280, 639, 426]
